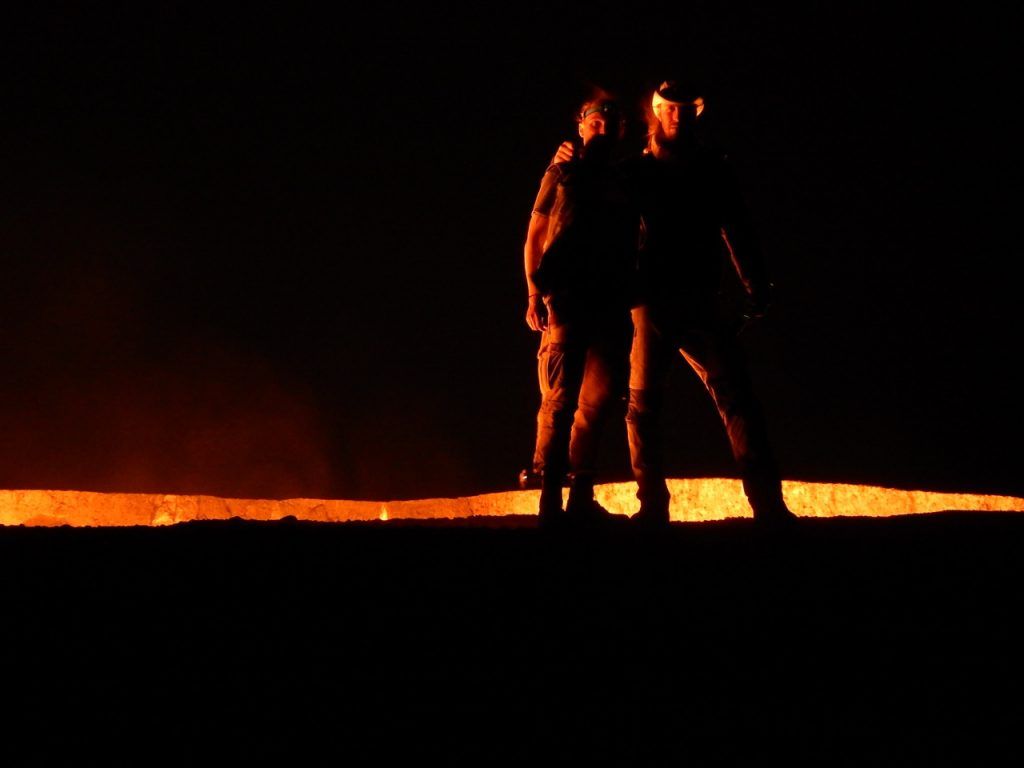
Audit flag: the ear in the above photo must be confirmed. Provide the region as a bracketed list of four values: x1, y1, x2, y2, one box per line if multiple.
[577, 123, 585, 138]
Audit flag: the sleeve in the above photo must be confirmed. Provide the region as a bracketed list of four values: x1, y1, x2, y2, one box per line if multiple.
[531, 164, 564, 216]
[717, 154, 770, 298]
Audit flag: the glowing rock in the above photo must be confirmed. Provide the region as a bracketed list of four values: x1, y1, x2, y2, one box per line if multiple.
[2, 480, 1023, 527]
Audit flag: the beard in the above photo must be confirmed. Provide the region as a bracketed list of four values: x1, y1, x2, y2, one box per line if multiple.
[651, 121, 696, 159]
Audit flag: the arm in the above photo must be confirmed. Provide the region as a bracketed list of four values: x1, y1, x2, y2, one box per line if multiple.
[522, 162, 564, 331]
[524, 211, 549, 331]
[718, 157, 772, 317]
[720, 224, 770, 312]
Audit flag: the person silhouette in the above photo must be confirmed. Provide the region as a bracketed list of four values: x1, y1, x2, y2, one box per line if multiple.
[552, 80, 796, 527]
[521, 96, 637, 527]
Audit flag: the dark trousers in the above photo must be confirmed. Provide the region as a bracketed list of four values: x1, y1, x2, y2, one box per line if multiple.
[625, 304, 784, 513]
[532, 297, 632, 494]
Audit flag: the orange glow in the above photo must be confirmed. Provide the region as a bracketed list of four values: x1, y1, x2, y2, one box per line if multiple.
[2, 479, 1022, 527]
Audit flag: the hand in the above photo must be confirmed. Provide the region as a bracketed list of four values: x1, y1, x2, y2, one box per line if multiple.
[552, 141, 575, 165]
[742, 294, 769, 322]
[740, 286, 773, 331]
[526, 294, 548, 331]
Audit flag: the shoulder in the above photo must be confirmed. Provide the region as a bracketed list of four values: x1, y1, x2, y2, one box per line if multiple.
[534, 162, 568, 196]
[694, 142, 729, 166]
[615, 150, 655, 179]
[694, 144, 740, 185]
[533, 161, 570, 214]
[541, 161, 570, 181]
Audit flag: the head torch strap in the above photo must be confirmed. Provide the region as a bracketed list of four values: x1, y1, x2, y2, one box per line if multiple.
[582, 103, 619, 119]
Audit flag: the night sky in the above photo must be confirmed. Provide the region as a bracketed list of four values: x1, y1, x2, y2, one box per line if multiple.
[2, 3, 1021, 501]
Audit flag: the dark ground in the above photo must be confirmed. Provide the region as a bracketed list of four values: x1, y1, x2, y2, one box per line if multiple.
[2, 513, 1022, 764]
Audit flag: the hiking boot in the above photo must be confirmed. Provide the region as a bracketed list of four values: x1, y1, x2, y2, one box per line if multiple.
[630, 505, 671, 529]
[537, 480, 566, 530]
[752, 501, 797, 530]
[565, 496, 627, 527]
[538, 505, 569, 530]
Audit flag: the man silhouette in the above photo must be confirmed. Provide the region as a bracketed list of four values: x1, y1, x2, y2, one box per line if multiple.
[553, 80, 795, 527]
[522, 97, 637, 527]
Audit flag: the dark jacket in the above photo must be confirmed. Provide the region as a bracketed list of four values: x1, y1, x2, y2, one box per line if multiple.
[530, 139, 638, 309]
[623, 142, 769, 320]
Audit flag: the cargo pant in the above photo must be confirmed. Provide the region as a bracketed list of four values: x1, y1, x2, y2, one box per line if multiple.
[625, 304, 785, 514]
[531, 296, 632, 492]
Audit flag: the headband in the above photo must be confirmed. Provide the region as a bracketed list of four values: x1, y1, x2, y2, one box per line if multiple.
[581, 103, 619, 119]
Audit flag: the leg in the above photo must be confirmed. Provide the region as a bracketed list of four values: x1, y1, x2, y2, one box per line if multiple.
[565, 313, 631, 512]
[675, 325, 791, 520]
[625, 305, 674, 516]
[532, 304, 587, 516]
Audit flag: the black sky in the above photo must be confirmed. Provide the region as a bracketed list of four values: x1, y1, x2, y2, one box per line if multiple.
[2, 3, 1021, 500]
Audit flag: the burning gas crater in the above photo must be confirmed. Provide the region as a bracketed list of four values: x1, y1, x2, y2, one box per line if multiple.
[2, 479, 1023, 527]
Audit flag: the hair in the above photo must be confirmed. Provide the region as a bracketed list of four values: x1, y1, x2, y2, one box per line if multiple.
[576, 85, 619, 122]
[577, 99, 621, 124]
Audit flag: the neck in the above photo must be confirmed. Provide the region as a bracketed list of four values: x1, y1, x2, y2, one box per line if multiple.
[651, 130, 696, 160]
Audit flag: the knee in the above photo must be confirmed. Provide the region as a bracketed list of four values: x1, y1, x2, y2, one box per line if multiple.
[577, 387, 619, 420]
[706, 374, 760, 420]
[626, 388, 662, 423]
[539, 389, 575, 421]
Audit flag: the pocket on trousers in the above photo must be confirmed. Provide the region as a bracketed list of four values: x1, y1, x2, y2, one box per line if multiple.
[537, 338, 565, 398]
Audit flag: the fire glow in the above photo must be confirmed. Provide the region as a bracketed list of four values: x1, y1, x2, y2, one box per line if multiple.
[2, 479, 1023, 527]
